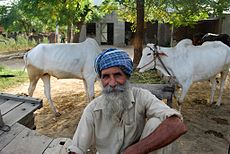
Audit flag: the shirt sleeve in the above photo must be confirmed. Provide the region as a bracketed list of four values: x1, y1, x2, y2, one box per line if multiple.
[137, 88, 182, 121]
[67, 106, 95, 153]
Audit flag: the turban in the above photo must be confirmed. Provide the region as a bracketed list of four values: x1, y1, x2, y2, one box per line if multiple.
[94, 48, 133, 77]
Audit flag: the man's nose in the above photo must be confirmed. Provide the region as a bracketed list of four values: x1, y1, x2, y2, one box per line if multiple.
[109, 76, 117, 88]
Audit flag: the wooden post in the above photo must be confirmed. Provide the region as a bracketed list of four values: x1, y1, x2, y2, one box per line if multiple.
[0, 109, 11, 132]
[0, 110, 5, 128]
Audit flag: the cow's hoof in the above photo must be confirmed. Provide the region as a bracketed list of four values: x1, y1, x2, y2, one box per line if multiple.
[55, 112, 61, 117]
[209, 102, 217, 106]
[16, 93, 29, 97]
[210, 104, 220, 108]
[215, 104, 221, 107]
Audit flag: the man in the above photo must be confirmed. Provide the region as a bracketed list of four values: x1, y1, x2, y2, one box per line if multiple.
[67, 48, 187, 154]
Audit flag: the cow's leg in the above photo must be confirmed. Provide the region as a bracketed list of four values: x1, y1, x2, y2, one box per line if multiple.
[27, 66, 41, 96]
[83, 79, 89, 101]
[216, 71, 228, 106]
[178, 80, 192, 112]
[209, 76, 217, 105]
[173, 86, 181, 102]
[83, 76, 95, 102]
[28, 78, 39, 97]
[41, 74, 61, 117]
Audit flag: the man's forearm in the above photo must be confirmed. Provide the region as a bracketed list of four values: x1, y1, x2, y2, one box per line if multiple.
[123, 116, 187, 154]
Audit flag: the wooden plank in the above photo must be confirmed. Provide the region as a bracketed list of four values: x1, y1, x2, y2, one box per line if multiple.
[43, 137, 72, 154]
[0, 100, 23, 115]
[0, 98, 7, 105]
[0, 92, 43, 106]
[131, 83, 175, 107]
[131, 83, 174, 99]
[3, 101, 42, 126]
[1, 124, 53, 154]
[18, 112, 36, 129]
[0, 123, 25, 150]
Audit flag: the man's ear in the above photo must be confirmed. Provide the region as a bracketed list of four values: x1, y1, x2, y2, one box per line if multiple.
[125, 73, 131, 79]
[98, 72, 102, 78]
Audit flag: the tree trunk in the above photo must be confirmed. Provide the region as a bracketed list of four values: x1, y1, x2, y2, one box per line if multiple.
[133, 0, 144, 68]
[55, 25, 59, 43]
[72, 22, 83, 43]
[170, 24, 174, 47]
[67, 24, 72, 43]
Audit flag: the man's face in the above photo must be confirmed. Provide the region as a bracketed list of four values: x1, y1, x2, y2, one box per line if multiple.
[101, 67, 127, 90]
[100, 67, 130, 123]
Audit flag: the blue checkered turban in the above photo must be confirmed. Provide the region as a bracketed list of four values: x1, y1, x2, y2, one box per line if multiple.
[95, 48, 133, 77]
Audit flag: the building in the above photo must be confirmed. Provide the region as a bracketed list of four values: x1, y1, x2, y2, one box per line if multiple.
[79, 12, 230, 47]
[79, 12, 125, 46]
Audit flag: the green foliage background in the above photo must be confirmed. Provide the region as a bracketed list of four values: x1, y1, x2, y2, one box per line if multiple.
[0, 66, 28, 91]
[0, 35, 48, 53]
[130, 70, 164, 84]
[1, 0, 230, 33]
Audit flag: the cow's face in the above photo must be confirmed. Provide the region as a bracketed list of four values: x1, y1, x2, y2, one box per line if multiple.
[137, 44, 156, 72]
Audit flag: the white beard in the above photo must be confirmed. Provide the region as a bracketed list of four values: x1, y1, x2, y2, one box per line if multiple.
[102, 81, 131, 126]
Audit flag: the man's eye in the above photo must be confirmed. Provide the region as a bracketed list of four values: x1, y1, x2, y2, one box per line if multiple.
[102, 74, 109, 79]
[114, 72, 122, 78]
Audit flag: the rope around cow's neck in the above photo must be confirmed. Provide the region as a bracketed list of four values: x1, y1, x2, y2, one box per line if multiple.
[146, 45, 172, 77]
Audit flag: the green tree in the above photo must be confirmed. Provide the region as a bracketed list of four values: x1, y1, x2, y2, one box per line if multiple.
[0, 0, 114, 42]
[0, 0, 50, 35]
[23, 0, 116, 42]
[116, 0, 230, 67]
[117, 0, 230, 28]
[17, 0, 95, 42]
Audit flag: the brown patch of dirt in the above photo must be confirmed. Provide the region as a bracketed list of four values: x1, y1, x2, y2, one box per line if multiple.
[173, 81, 230, 153]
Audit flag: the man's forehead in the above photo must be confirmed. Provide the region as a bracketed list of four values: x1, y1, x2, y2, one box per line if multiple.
[101, 67, 124, 74]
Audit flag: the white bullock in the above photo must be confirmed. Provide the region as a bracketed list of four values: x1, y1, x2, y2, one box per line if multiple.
[137, 39, 230, 111]
[24, 38, 101, 116]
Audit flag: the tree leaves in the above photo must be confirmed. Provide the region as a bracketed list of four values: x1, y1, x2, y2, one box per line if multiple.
[116, 0, 230, 28]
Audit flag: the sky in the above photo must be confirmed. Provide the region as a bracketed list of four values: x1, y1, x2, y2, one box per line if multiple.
[0, 0, 7, 5]
[94, 0, 103, 6]
[0, 0, 13, 6]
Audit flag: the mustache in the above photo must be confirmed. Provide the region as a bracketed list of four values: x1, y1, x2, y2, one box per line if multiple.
[102, 83, 127, 94]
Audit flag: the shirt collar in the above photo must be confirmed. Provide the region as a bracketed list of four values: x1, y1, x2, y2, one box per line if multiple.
[128, 88, 135, 107]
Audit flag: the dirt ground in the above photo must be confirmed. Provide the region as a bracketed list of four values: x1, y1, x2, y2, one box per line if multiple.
[1, 46, 230, 154]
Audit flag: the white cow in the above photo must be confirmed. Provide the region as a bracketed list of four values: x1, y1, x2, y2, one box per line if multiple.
[137, 39, 230, 111]
[24, 38, 101, 116]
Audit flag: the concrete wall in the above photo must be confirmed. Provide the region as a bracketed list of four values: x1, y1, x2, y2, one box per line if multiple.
[79, 25, 86, 42]
[157, 23, 172, 46]
[99, 12, 125, 46]
[114, 21, 125, 46]
[221, 14, 230, 35]
[79, 12, 125, 46]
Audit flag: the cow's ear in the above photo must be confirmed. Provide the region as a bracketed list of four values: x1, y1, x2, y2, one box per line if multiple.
[158, 52, 168, 56]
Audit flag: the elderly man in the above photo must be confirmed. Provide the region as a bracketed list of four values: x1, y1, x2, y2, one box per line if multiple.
[67, 48, 187, 154]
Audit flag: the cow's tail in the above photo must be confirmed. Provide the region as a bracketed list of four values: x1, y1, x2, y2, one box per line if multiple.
[23, 52, 28, 72]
